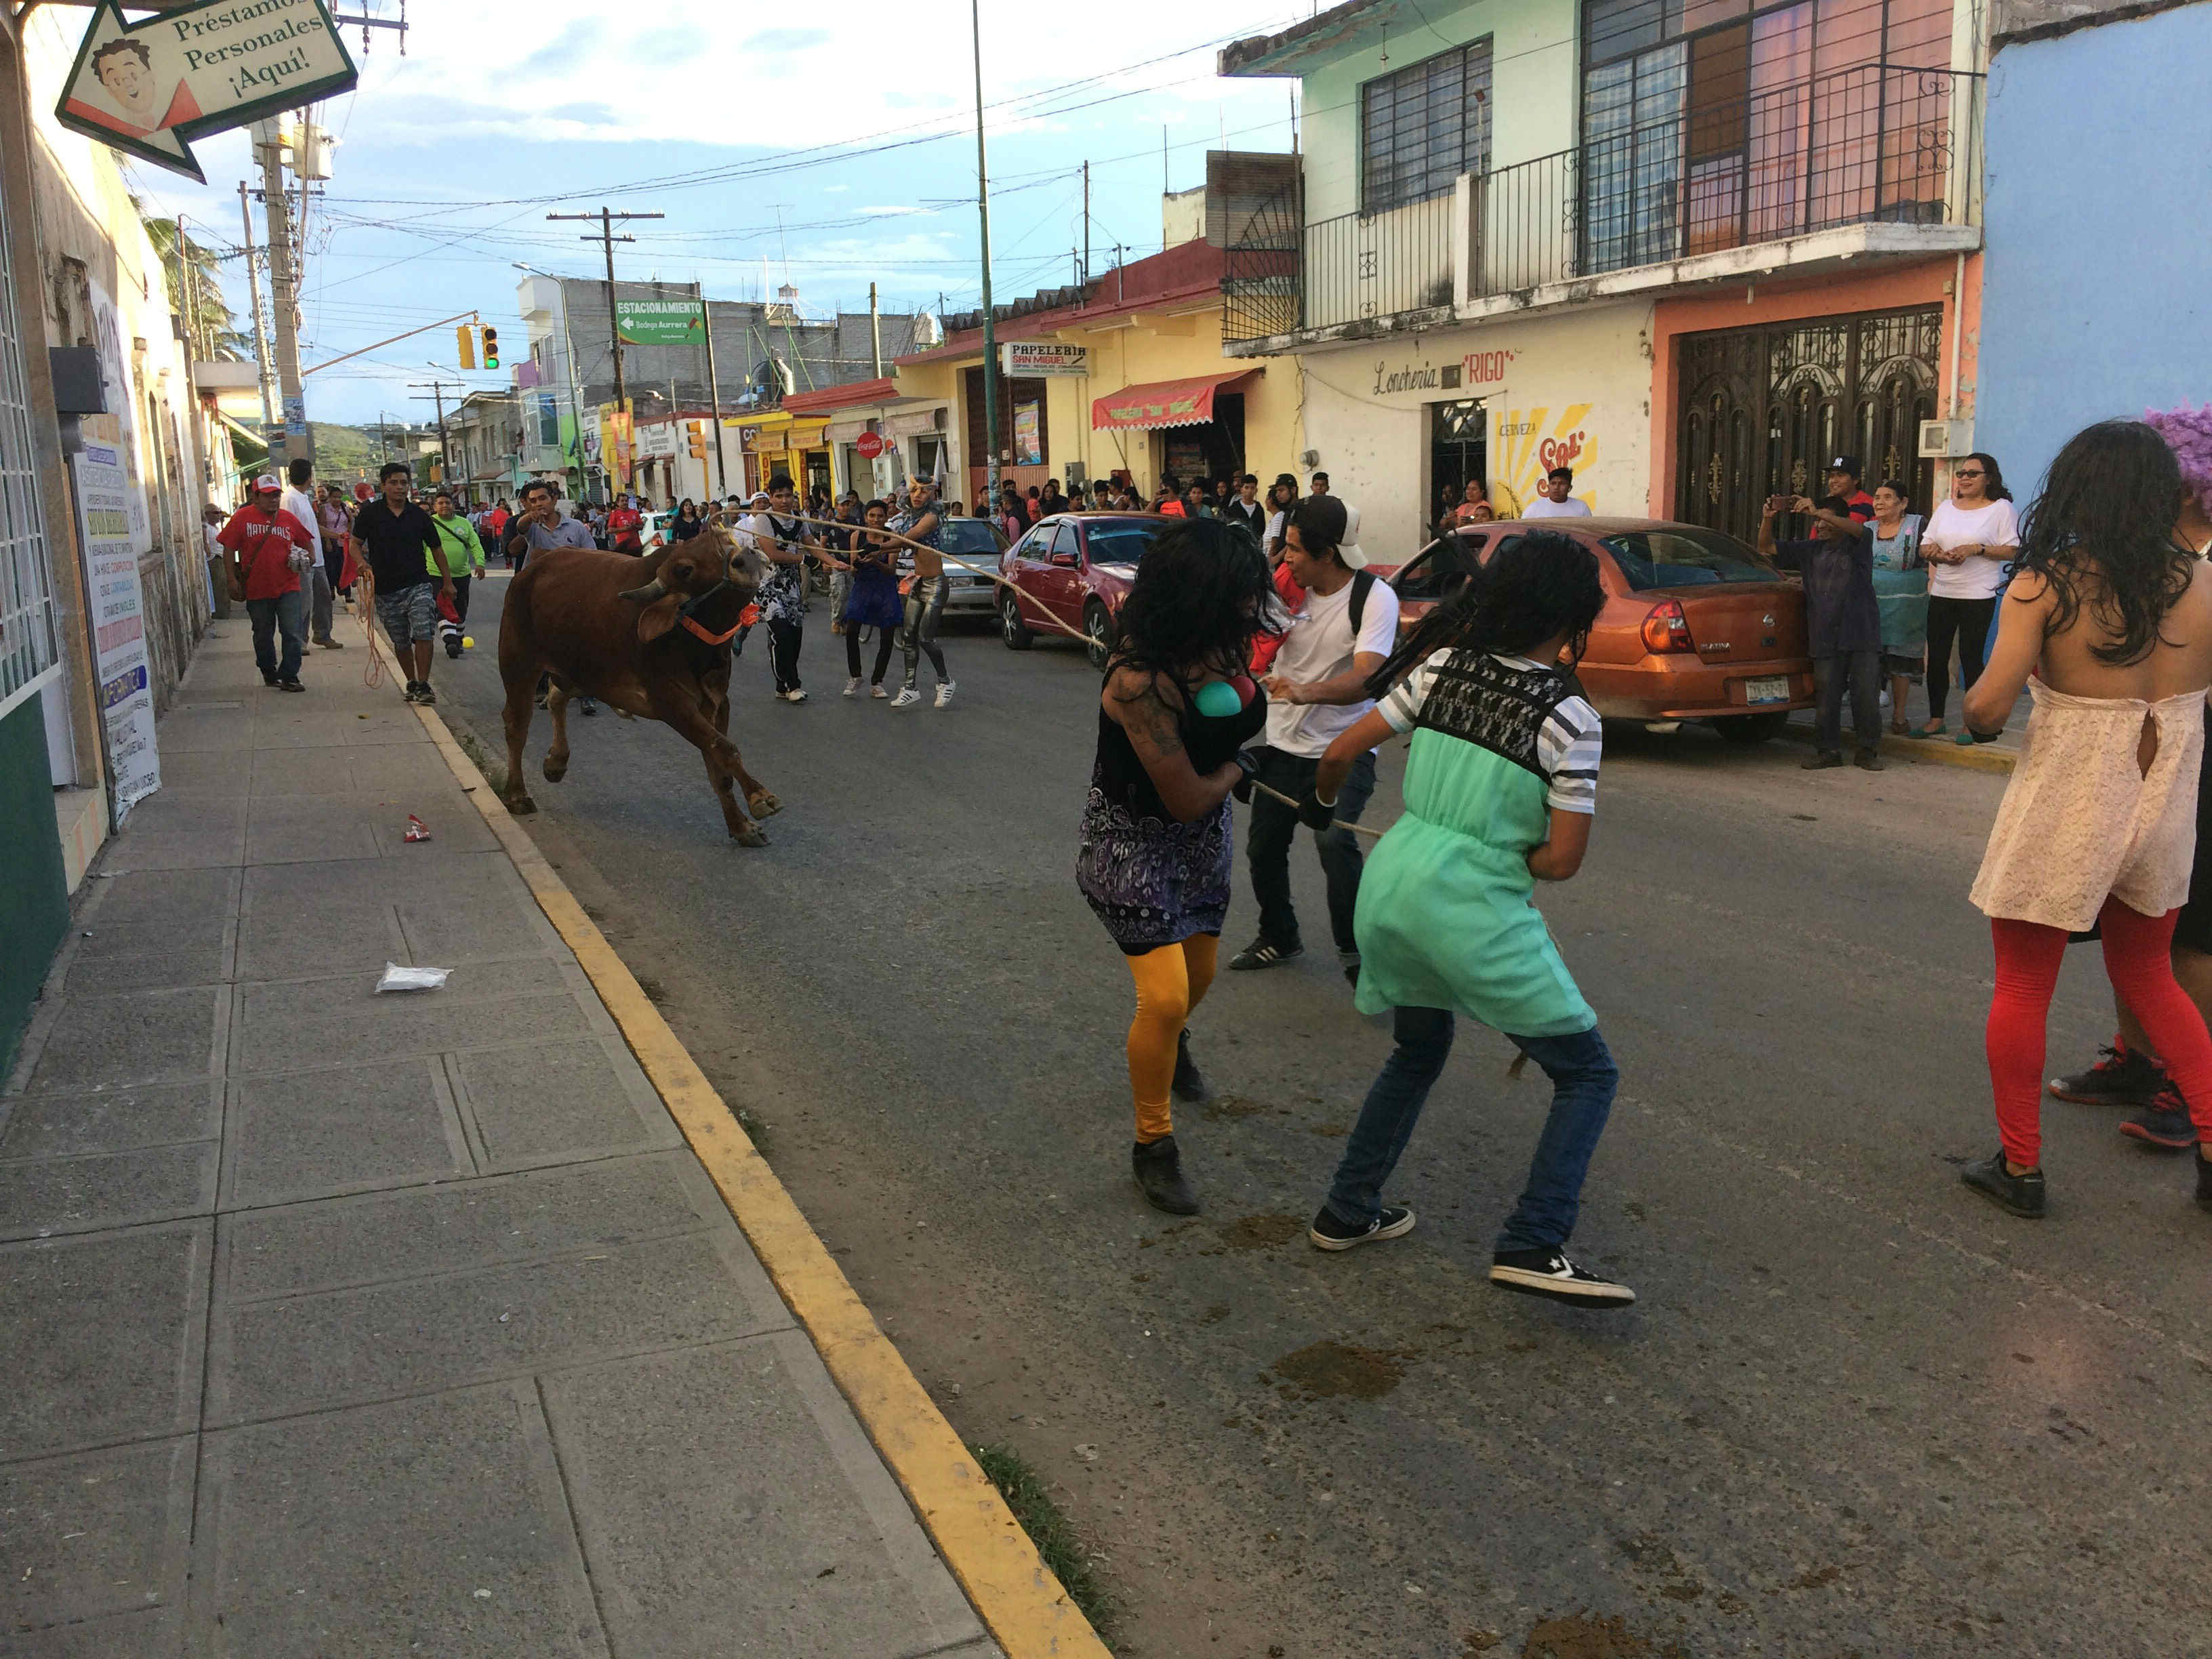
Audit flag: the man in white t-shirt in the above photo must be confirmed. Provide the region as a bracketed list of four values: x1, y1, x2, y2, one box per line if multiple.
[1520, 466, 1593, 519]
[1234, 495, 1401, 983]
[279, 457, 340, 647]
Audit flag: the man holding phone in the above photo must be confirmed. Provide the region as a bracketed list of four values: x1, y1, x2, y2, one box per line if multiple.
[1759, 492, 1883, 771]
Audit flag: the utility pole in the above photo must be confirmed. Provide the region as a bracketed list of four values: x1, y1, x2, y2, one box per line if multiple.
[970, 0, 1000, 508]
[408, 379, 469, 487]
[237, 180, 276, 430]
[254, 119, 310, 466]
[547, 206, 663, 415]
[869, 281, 882, 377]
[1082, 160, 1090, 286]
[697, 280, 726, 499]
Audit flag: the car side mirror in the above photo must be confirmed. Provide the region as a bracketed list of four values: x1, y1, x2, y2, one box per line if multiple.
[1050, 551, 1078, 569]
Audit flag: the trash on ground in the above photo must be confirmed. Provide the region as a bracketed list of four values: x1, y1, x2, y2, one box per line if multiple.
[404, 813, 431, 842]
[376, 963, 451, 994]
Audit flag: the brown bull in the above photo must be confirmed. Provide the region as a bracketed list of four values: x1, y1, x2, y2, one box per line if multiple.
[497, 525, 784, 844]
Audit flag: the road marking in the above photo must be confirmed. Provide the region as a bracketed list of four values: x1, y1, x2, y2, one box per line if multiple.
[376, 626, 1109, 1659]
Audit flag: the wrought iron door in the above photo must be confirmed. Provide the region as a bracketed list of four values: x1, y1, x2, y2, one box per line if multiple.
[1675, 306, 1940, 544]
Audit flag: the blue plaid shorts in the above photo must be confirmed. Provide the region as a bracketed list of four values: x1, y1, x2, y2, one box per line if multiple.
[374, 581, 438, 648]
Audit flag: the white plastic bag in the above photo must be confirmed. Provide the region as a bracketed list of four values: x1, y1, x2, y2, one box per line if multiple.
[375, 962, 450, 993]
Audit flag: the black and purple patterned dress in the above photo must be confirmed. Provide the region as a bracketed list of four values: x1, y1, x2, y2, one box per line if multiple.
[1077, 678, 1267, 954]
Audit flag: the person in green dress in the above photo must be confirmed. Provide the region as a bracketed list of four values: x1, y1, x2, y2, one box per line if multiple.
[1297, 532, 1635, 1307]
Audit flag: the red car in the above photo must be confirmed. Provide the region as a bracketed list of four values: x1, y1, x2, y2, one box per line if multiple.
[1387, 518, 1815, 741]
[998, 512, 1164, 669]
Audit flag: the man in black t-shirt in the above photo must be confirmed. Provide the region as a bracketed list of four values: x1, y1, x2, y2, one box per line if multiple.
[350, 461, 453, 704]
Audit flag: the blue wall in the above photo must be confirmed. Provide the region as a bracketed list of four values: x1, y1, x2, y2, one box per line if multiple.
[1978, 3, 2212, 501]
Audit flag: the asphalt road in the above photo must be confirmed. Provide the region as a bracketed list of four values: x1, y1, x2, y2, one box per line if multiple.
[425, 571, 2210, 1659]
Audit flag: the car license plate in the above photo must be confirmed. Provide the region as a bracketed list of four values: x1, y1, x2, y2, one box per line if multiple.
[1745, 676, 1789, 704]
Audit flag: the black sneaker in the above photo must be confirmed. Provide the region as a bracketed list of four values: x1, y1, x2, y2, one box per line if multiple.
[1800, 751, 1845, 770]
[1309, 1204, 1416, 1252]
[1490, 1247, 1636, 1307]
[1960, 1150, 2047, 1218]
[1340, 950, 1361, 988]
[413, 682, 436, 706]
[444, 631, 464, 659]
[2051, 1042, 2163, 1107]
[276, 676, 304, 693]
[2120, 1082, 2196, 1150]
[1170, 1028, 1210, 1103]
[578, 697, 597, 716]
[401, 680, 424, 703]
[2197, 1149, 2212, 1212]
[1132, 1135, 1199, 1216]
[1229, 937, 1303, 971]
[1853, 748, 1885, 771]
[261, 670, 279, 687]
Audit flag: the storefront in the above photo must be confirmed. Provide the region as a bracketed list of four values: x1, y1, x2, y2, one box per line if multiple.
[884, 404, 951, 498]
[1090, 369, 1263, 494]
[1297, 302, 1656, 561]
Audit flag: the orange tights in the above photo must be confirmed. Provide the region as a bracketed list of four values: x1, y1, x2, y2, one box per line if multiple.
[1125, 935, 1218, 1143]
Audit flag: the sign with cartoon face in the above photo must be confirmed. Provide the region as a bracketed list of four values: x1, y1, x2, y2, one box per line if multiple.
[56, 0, 358, 183]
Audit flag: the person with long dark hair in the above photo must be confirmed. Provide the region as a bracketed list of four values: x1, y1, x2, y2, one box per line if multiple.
[1294, 532, 1631, 1303]
[1918, 451, 2018, 739]
[1960, 420, 2212, 1218]
[667, 497, 705, 544]
[1076, 517, 1273, 1214]
[838, 498, 903, 698]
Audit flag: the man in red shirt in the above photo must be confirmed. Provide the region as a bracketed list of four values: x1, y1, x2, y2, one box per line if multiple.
[1825, 455, 1877, 525]
[218, 473, 317, 691]
[605, 493, 644, 554]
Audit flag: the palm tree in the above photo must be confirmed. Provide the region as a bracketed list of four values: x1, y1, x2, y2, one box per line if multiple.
[138, 207, 253, 363]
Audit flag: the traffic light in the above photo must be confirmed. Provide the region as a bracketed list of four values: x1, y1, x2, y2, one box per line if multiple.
[687, 420, 708, 459]
[455, 324, 476, 370]
[480, 326, 499, 369]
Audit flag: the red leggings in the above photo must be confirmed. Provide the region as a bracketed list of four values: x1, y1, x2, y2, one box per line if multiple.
[1988, 897, 2212, 1166]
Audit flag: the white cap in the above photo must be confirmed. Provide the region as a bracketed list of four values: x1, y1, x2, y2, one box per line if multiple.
[1336, 501, 1368, 569]
[254, 472, 281, 492]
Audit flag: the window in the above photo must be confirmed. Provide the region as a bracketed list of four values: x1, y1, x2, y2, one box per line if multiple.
[1048, 521, 1080, 563]
[1390, 534, 1484, 602]
[1361, 41, 1494, 214]
[1602, 527, 1770, 588]
[0, 180, 59, 724]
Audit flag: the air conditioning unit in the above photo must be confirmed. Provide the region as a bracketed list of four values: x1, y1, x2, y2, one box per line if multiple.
[1918, 418, 1972, 459]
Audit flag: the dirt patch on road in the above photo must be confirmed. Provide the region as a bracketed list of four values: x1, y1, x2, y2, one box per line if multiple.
[1519, 1613, 1679, 1659]
[1201, 1092, 1271, 1120]
[1216, 1212, 1303, 1249]
[1270, 1339, 1406, 1400]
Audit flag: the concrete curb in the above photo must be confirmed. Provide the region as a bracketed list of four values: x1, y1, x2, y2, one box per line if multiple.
[1780, 717, 2018, 775]
[365, 619, 1108, 1659]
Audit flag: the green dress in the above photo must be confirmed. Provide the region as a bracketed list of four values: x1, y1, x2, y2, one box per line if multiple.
[1352, 650, 1597, 1038]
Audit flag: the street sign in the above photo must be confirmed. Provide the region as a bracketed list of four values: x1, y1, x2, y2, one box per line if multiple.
[614, 300, 705, 347]
[855, 432, 884, 459]
[55, 0, 359, 184]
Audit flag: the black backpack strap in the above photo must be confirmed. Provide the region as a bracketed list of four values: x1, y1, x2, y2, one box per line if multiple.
[1348, 568, 1376, 637]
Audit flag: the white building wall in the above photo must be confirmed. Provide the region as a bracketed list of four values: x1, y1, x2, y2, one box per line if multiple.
[1299, 300, 1655, 560]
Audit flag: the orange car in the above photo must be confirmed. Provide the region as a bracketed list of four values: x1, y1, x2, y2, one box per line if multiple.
[1382, 518, 1814, 742]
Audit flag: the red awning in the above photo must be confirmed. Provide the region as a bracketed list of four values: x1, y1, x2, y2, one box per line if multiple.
[1090, 368, 1261, 432]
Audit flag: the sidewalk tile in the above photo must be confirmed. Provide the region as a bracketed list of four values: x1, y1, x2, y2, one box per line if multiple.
[0, 1436, 193, 1632]
[190, 1383, 606, 1658]
[20, 987, 222, 1095]
[0, 1222, 209, 1459]
[0, 1082, 220, 1161]
[60, 916, 232, 995]
[221, 1059, 468, 1210]
[541, 1332, 989, 1659]
[152, 703, 255, 754]
[451, 1038, 676, 1168]
[247, 747, 354, 798]
[207, 1233, 779, 1424]
[218, 1154, 723, 1303]
[96, 798, 246, 874]
[146, 751, 251, 800]
[0, 1145, 216, 1241]
[241, 797, 383, 865]
[394, 891, 553, 966]
[82, 867, 238, 929]
[229, 989, 582, 1076]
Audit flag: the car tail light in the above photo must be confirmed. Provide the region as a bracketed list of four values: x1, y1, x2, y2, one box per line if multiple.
[1640, 599, 1695, 654]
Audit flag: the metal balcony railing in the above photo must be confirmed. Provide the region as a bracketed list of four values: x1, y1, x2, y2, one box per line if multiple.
[1223, 64, 1975, 347]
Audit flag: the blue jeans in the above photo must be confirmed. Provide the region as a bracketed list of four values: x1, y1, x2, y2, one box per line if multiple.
[1323, 1008, 1618, 1253]
[246, 590, 306, 681]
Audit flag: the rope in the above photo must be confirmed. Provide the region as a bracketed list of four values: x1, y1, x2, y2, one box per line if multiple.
[355, 570, 386, 689]
[769, 511, 1385, 841]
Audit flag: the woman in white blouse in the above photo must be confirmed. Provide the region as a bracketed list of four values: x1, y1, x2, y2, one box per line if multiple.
[1917, 452, 2021, 743]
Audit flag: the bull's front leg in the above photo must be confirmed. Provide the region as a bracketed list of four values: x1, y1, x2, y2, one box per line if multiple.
[651, 684, 768, 845]
[499, 674, 537, 815]
[542, 682, 573, 783]
[710, 685, 779, 821]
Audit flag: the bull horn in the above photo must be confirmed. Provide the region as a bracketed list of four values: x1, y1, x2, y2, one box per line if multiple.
[617, 577, 665, 603]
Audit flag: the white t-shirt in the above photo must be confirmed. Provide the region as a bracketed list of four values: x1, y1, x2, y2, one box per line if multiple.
[1520, 495, 1593, 519]
[1923, 497, 2020, 599]
[1378, 650, 1603, 813]
[1264, 571, 1401, 757]
[281, 485, 321, 563]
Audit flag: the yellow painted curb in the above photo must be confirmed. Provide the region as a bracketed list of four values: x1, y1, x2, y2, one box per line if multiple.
[371, 628, 1109, 1659]
[1783, 720, 2016, 775]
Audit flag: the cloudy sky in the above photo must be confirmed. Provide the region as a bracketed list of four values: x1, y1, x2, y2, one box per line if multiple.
[119, 0, 1316, 426]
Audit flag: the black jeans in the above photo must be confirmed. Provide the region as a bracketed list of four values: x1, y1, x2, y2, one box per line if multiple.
[246, 590, 305, 681]
[767, 619, 803, 693]
[1245, 745, 1378, 954]
[846, 623, 896, 682]
[449, 575, 472, 624]
[1813, 649, 1882, 754]
[1925, 596, 1996, 720]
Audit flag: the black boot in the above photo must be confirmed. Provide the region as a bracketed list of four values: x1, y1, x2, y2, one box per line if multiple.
[2196, 1148, 2212, 1213]
[1171, 1028, 1210, 1103]
[1132, 1134, 1200, 1216]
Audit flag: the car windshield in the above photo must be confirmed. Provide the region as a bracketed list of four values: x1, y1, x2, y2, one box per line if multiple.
[940, 520, 1005, 554]
[1084, 524, 1153, 567]
[1603, 527, 1771, 589]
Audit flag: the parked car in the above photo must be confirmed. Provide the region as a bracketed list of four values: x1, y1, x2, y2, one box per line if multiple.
[1386, 518, 1814, 741]
[998, 513, 1162, 668]
[935, 516, 1012, 614]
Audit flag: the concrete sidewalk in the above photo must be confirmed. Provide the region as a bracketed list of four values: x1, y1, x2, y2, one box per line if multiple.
[1, 619, 1002, 1658]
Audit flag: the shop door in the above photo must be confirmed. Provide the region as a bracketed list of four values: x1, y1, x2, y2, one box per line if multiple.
[1430, 398, 1487, 529]
[1675, 306, 1940, 545]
